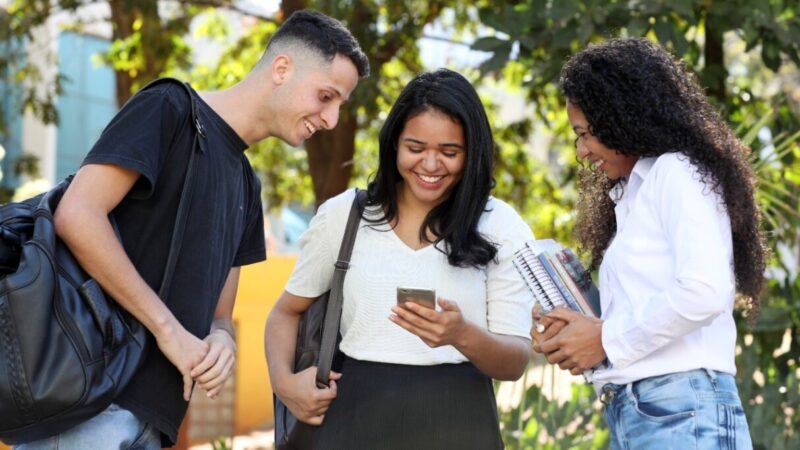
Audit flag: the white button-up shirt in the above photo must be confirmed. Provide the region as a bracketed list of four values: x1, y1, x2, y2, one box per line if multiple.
[592, 153, 738, 389]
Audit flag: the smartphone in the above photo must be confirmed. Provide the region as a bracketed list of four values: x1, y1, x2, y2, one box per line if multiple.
[396, 286, 436, 309]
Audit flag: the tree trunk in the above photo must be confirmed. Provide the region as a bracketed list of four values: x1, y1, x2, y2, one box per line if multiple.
[108, 0, 135, 107]
[306, 113, 358, 207]
[703, 11, 727, 103]
[279, 0, 307, 20]
[109, 0, 164, 106]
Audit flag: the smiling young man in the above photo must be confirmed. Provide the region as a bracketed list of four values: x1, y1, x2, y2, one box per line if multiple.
[14, 10, 369, 450]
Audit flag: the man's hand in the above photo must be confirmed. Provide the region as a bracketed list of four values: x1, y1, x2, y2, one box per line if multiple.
[155, 322, 210, 401]
[276, 367, 341, 426]
[538, 308, 606, 375]
[191, 329, 237, 399]
[389, 298, 467, 347]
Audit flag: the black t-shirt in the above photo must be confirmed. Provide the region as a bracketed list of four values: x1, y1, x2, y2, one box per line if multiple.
[81, 80, 266, 445]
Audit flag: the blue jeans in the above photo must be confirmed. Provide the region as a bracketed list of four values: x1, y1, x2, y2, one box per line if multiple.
[601, 369, 752, 450]
[13, 403, 161, 450]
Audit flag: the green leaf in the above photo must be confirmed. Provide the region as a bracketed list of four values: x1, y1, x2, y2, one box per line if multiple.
[548, 0, 582, 23]
[472, 36, 511, 52]
[552, 25, 576, 49]
[626, 16, 650, 37]
[654, 17, 673, 45]
[668, 0, 695, 18]
[761, 38, 782, 71]
[479, 45, 512, 75]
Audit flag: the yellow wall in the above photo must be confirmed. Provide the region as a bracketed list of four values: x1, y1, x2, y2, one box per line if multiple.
[231, 255, 297, 434]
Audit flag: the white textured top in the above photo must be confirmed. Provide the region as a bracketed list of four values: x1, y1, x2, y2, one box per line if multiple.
[286, 189, 535, 365]
[593, 152, 737, 388]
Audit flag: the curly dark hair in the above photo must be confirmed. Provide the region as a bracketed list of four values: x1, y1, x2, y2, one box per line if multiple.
[559, 37, 767, 309]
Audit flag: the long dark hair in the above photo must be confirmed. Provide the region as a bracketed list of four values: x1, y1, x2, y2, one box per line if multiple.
[559, 37, 767, 309]
[366, 68, 497, 268]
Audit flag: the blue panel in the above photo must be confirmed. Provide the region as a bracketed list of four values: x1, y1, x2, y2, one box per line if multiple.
[0, 38, 26, 189]
[56, 31, 117, 181]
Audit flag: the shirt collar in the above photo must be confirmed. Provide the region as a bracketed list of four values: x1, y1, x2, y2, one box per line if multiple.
[608, 157, 657, 204]
[630, 156, 657, 182]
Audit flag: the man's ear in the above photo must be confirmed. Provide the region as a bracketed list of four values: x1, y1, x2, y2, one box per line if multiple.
[271, 54, 292, 85]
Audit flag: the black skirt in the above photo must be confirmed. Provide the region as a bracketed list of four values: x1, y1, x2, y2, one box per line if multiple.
[313, 356, 504, 450]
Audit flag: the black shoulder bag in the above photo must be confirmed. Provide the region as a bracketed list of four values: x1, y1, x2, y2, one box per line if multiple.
[274, 190, 366, 450]
[0, 78, 204, 444]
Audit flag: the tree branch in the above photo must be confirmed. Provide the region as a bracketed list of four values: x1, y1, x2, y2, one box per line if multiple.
[186, 0, 278, 22]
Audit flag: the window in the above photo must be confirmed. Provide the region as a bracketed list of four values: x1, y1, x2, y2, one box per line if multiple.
[56, 32, 117, 180]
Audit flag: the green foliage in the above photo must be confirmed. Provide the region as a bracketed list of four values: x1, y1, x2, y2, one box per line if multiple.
[210, 436, 233, 450]
[499, 366, 608, 449]
[735, 119, 800, 449]
[473, 0, 800, 144]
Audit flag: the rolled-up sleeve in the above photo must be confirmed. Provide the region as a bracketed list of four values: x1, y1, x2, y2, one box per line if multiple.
[284, 199, 336, 298]
[484, 201, 536, 339]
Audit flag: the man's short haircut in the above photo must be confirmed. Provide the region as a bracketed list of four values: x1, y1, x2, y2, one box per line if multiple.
[262, 9, 369, 77]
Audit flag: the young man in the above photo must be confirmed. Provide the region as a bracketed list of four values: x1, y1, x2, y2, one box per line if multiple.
[16, 9, 369, 449]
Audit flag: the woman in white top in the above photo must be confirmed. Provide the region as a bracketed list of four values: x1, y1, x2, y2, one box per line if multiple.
[531, 38, 765, 449]
[266, 68, 533, 449]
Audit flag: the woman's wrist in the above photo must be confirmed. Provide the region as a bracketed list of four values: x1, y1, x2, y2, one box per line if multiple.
[453, 321, 481, 352]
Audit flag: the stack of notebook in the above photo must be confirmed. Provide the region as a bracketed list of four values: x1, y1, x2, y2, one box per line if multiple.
[513, 239, 607, 375]
[513, 239, 601, 317]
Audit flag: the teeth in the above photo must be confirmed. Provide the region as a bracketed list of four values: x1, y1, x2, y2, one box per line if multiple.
[593, 159, 606, 168]
[304, 119, 317, 134]
[419, 174, 443, 183]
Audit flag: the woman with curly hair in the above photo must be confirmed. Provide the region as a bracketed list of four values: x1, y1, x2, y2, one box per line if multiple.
[531, 37, 765, 449]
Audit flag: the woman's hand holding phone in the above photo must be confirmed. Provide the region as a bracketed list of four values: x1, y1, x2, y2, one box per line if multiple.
[390, 294, 468, 348]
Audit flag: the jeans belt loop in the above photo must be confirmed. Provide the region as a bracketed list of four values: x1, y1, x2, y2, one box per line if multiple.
[600, 384, 616, 406]
[625, 382, 634, 400]
[704, 368, 718, 388]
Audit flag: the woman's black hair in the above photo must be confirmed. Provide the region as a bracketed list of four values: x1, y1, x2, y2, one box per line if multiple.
[559, 37, 767, 309]
[366, 68, 498, 268]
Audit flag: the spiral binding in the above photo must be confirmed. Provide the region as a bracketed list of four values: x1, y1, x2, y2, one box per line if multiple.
[512, 242, 568, 312]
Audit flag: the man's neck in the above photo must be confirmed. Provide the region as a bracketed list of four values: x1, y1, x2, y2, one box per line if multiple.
[198, 77, 272, 146]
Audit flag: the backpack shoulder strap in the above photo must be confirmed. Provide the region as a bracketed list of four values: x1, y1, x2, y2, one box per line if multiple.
[315, 189, 367, 388]
[137, 77, 206, 140]
[132, 77, 206, 299]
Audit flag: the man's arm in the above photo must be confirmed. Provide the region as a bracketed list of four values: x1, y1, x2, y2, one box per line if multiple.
[54, 163, 209, 401]
[191, 267, 239, 399]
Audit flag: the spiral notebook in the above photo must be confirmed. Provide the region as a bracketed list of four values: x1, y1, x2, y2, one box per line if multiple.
[512, 239, 600, 317]
[513, 239, 607, 376]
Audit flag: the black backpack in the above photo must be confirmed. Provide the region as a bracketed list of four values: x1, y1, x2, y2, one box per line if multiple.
[0, 78, 203, 444]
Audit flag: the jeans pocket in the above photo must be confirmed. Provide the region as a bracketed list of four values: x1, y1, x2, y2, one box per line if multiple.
[632, 378, 697, 423]
[718, 403, 752, 450]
